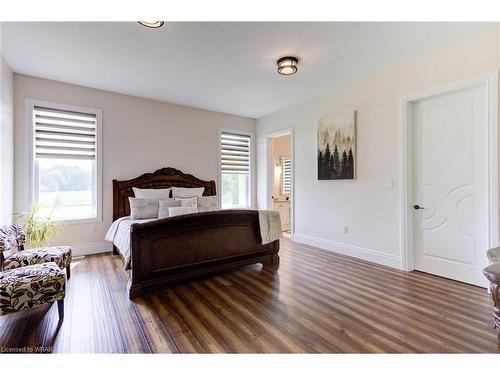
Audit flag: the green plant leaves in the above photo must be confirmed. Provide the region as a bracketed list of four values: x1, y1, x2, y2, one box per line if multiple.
[19, 201, 60, 248]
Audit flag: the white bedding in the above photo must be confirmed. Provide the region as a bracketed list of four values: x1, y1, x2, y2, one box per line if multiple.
[105, 216, 157, 269]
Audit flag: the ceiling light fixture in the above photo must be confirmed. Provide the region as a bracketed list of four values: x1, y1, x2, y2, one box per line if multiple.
[137, 21, 165, 29]
[277, 56, 299, 76]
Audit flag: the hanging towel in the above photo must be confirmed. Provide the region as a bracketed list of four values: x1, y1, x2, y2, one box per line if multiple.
[258, 210, 283, 244]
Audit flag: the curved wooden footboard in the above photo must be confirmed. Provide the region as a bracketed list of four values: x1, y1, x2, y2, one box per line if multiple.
[128, 209, 279, 299]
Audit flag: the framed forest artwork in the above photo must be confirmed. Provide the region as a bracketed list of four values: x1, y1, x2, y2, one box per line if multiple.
[317, 111, 356, 180]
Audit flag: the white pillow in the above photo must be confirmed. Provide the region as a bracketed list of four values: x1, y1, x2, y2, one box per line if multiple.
[158, 199, 182, 219]
[168, 206, 197, 217]
[197, 196, 219, 212]
[133, 187, 171, 200]
[175, 196, 198, 210]
[129, 197, 159, 220]
[172, 187, 204, 198]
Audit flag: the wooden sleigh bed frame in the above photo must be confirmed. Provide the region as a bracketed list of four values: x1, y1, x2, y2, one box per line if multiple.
[112, 167, 280, 299]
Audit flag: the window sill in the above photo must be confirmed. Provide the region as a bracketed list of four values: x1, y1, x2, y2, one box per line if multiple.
[53, 217, 102, 225]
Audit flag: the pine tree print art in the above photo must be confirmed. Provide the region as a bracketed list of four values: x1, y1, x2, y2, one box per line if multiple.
[317, 112, 356, 180]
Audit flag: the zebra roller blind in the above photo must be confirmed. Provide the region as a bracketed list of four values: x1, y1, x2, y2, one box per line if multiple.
[281, 156, 292, 194]
[34, 106, 97, 160]
[220, 132, 251, 174]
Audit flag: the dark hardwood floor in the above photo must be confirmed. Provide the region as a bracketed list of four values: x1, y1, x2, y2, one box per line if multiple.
[0, 238, 498, 353]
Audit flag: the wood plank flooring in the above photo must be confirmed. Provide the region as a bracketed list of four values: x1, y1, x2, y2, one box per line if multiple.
[0, 238, 498, 353]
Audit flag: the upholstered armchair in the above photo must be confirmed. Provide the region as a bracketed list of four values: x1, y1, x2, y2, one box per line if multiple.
[483, 247, 500, 344]
[0, 224, 66, 319]
[0, 224, 72, 279]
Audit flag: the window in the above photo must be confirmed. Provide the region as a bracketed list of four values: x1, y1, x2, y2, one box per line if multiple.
[281, 156, 292, 195]
[30, 102, 101, 222]
[219, 130, 252, 208]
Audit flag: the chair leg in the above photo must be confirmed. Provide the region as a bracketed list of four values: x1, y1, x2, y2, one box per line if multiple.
[57, 299, 64, 320]
[66, 265, 71, 280]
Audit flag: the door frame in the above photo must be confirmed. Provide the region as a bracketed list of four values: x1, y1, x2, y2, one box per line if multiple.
[400, 71, 499, 272]
[266, 127, 295, 239]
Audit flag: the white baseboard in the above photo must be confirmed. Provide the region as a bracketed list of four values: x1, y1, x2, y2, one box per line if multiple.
[293, 233, 401, 269]
[71, 242, 113, 257]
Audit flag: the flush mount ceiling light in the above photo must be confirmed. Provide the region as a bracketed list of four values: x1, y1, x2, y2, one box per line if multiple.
[277, 56, 299, 76]
[137, 21, 165, 29]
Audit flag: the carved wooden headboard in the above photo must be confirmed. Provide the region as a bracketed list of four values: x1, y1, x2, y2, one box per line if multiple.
[112, 167, 216, 221]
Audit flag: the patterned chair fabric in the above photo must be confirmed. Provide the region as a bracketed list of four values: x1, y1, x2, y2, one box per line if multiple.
[0, 262, 65, 316]
[487, 247, 500, 264]
[0, 224, 26, 253]
[3, 246, 72, 272]
[0, 224, 72, 280]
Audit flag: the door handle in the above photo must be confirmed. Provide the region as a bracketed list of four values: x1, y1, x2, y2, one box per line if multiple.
[413, 204, 425, 210]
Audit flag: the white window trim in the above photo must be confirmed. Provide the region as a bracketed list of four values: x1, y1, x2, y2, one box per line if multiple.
[217, 127, 255, 209]
[25, 98, 103, 224]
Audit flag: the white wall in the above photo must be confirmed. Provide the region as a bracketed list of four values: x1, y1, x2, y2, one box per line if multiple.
[14, 75, 255, 253]
[0, 24, 15, 226]
[256, 26, 500, 269]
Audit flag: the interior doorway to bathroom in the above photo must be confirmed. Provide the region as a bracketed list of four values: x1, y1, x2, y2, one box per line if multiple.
[267, 129, 294, 239]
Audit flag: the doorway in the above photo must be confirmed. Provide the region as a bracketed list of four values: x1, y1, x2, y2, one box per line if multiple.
[401, 73, 498, 287]
[267, 129, 294, 239]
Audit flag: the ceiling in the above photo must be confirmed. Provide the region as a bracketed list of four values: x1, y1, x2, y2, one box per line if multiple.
[1, 22, 493, 118]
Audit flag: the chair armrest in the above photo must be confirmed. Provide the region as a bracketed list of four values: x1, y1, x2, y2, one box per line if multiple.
[483, 263, 500, 284]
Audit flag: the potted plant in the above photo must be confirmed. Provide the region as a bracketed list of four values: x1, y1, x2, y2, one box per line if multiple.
[15, 202, 60, 248]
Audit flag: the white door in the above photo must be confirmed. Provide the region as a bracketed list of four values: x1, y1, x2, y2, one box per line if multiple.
[412, 84, 489, 286]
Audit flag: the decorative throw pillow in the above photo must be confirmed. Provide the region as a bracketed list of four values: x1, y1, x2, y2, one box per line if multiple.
[158, 199, 182, 219]
[171, 187, 204, 198]
[168, 206, 197, 217]
[129, 197, 159, 220]
[197, 196, 219, 212]
[175, 196, 198, 210]
[133, 187, 172, 200]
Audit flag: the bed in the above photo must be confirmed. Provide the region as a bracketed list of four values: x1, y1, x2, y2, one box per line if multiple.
[109, 167, 280, 299]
